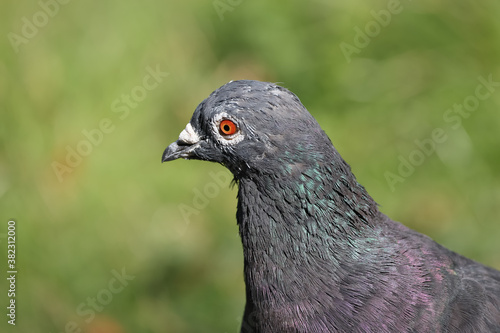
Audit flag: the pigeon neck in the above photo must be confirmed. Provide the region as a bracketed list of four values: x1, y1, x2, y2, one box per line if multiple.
[236, 161, 379, 311]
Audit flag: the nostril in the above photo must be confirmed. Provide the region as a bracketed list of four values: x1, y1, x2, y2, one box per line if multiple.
[176, 139, 192, 146]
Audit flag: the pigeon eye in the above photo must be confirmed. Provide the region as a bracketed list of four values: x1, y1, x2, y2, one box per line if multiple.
[219, 119, 238, 136]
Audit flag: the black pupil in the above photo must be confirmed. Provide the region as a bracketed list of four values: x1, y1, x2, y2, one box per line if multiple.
[223, 124, 231, 132]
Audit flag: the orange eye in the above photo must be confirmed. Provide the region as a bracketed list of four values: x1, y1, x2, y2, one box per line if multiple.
[219, 119, 238, 136]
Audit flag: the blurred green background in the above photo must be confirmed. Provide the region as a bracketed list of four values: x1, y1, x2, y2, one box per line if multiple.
[1, 0, 499, 332]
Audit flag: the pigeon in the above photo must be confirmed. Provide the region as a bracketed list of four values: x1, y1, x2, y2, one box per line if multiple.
[162, 80, 500, 333]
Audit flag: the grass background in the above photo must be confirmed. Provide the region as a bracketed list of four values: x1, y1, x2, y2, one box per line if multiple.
[1, 0, 499, 332]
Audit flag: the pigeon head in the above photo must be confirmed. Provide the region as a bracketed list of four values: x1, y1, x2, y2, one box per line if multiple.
[162, 80, 337, 178]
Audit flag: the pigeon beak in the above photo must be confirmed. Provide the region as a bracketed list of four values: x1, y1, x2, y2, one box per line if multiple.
[162, 123, 201, 162]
